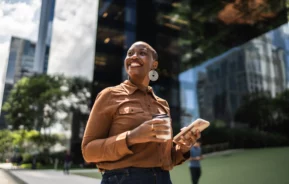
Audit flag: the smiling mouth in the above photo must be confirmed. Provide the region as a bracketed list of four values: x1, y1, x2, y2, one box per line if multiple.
[128, 61, 143, 68]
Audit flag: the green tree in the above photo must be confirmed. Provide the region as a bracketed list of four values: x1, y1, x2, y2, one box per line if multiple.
[0, 130, 13, 162]
[270, 89, 289, 137]
[234, 91, 275, 129]
[2, 74, 91, 131]
[2, 74, 66, 130]
[274, 89, 289, 122]
[0, 130, 61, 162]
[27, 131, 60, 153]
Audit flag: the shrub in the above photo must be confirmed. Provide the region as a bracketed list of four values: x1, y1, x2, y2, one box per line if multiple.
[201, 125, 289, 153]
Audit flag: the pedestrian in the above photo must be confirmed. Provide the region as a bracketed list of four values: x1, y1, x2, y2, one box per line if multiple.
[63, 150, 71, 175]
[189, 140, 203, 184]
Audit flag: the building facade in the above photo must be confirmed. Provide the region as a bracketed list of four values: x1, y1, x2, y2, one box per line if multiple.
[69, 0, 289, 162]
[197, 34, 287, 127]
[92, 0, 288, 126]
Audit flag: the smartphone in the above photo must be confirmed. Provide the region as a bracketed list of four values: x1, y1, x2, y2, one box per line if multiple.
[173, 118, 210, 142]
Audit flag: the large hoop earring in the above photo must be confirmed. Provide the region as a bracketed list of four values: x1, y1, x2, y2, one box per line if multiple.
[149, 70, 159, 81]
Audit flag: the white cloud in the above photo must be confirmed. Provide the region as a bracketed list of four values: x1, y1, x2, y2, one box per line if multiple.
[0, 0, 40, 40]
[48, 0, 98, 81]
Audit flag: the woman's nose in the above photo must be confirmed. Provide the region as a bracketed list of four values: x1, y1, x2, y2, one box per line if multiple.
[131, 54, 138, 59]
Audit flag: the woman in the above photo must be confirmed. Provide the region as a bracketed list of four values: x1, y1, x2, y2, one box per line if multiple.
[82, 41, 200, 184]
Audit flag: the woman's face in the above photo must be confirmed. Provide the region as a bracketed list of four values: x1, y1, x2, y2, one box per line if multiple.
[124, 42, 157, 81]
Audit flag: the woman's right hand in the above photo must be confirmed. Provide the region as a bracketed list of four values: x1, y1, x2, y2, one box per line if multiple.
[126, 119, 170, 146]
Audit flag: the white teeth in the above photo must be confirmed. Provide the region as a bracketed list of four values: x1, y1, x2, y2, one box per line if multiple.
[130, 63, 141, 67]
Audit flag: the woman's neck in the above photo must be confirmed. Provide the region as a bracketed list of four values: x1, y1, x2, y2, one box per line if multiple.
[129, 78, 149, 92]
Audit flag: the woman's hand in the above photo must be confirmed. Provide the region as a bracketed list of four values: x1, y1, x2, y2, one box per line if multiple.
[127, 119, 170, 146]
[174, 129, 201, 153]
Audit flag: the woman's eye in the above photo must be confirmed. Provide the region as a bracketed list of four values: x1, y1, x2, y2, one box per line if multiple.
[140, 52, 146, 56]
[128, 52, 132, 56]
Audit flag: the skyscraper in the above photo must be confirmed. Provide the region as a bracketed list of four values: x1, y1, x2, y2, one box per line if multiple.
[34, 0, 55, 73]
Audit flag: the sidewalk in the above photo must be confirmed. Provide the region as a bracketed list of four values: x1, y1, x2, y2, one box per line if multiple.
[0, 169, 23, 184]
[9, 170, 101, 184]
[1, 149, 243, 184]
[0, 163, 102, 183]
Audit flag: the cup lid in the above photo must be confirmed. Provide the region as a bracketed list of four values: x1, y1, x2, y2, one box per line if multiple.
[152, 114, 169, 118]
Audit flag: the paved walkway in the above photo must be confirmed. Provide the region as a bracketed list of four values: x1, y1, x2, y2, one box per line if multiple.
[9, 170, 101, 184]
[0, 169, 20, 184]
[0, 149, 243, 184]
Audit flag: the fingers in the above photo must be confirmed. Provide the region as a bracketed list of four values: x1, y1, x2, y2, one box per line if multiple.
[180, 135, 193, 147]
[149, 137, 169, 142]
[148, 119, 169, 132]
[147, 119, 168, 125]
[139, 119, 172, 143]
[153, 130, 170, 136]
[176, 129, 201, 148]
[152, 124, 170, 131]
[180, 127, 187, 131]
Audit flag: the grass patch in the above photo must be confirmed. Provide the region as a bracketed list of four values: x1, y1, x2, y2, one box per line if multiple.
[171, 147, 289, 184]
[73, 147, 289, 184]
[73, 172, 102, 179]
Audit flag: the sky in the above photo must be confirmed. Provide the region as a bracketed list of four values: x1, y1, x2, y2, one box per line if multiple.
[0, 0, 98, 111]
[47, 0, 98, 80]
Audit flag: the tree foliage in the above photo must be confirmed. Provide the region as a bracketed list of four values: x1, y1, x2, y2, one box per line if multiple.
[0, 130, 13, 162]
[2, 74, 91, 131]
[159, 0, 287, 71]
[0, 129, 61, 162]
[234, 92, 275, 129]
[235, 90, 289, 136]
[2, 74, 65, 130]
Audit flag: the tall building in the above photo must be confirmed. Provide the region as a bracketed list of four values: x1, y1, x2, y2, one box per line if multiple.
[197, 33, 287, 127]
[34, 0, 55, 73]
[0, 37, 50, 129]
[68, 0, 288, 162]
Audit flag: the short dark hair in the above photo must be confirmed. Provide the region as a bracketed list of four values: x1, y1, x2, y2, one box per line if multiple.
[149, 47, 158, 61]
[133, 41, 158, 61]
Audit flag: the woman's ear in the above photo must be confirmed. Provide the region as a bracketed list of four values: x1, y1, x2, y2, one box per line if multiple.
[152, 61, 158, 69]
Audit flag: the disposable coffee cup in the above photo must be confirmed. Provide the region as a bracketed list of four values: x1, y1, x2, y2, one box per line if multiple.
[152, 114, 171, 140]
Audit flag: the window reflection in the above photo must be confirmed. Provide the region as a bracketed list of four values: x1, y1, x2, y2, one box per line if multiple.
[187, 24, 288, 127]
[91, 0, 288, 130]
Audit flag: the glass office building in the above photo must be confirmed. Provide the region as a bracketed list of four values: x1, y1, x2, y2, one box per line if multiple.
[92, 0, 288, 126]
[69, 0, 289, 162]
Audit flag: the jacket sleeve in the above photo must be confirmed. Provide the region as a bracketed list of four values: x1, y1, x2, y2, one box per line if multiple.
[163, 100, 190, 166]
[81, 88, 133, 163]
[171, 144, 190, 166]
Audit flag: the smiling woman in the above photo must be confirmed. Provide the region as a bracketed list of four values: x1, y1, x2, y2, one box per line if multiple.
[124, 42, 159, 86]
[81, 41, 201, 184]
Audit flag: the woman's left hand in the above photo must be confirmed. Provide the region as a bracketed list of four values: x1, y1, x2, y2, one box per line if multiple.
[174, 129, 201, 153]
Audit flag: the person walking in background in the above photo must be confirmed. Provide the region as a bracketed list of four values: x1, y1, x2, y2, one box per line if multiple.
[63, 150, 71, 175]
[189, 140, 203, 184]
